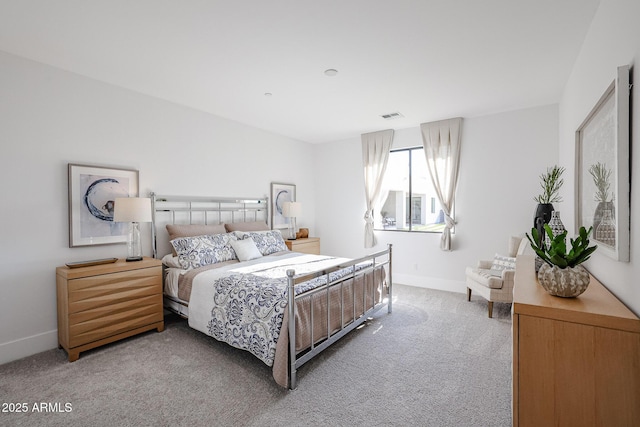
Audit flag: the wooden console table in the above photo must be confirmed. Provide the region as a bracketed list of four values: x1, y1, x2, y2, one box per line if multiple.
[512, 255, 640, 427]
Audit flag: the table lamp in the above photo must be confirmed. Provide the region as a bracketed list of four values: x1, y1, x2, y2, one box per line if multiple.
[282, 201, 302, 240]
[114, 197, 152, 261]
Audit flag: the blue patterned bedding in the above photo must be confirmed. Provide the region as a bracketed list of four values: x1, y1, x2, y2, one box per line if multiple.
[187, 253, 371, 367]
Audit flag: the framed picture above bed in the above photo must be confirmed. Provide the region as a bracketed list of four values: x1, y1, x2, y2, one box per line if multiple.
[270, 182, 295, 230]
[68, 163, 139, 247]
[575, 64, 630, 262]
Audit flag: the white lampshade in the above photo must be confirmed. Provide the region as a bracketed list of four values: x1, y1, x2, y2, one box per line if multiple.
[282, 201, 302, 218]
[113, 197, 152, 223]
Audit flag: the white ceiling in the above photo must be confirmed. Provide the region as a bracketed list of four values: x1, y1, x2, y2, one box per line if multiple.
[0, 0, 600, 144]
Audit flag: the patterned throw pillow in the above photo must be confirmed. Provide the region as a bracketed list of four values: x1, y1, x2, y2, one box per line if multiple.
[232, 230, 288, 256]
[491, 253, 516, 271]
[171, 234, 236, 270]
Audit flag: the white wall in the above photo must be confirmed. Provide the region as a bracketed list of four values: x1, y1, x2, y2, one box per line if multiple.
[0, 51, 316, 364]
[314, 105, 559, 292]
[559, 0, 640, 315]
[10, 12, 627, 362]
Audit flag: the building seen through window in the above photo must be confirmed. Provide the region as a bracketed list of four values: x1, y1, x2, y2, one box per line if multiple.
[376, 147, 447, 233]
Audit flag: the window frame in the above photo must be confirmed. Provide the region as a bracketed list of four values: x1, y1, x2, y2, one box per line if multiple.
[376, 146, 451, 234]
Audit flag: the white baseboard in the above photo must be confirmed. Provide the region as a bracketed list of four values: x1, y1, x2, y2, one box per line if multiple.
[393, 273, 467, 294]
[0, 330, 58, 365]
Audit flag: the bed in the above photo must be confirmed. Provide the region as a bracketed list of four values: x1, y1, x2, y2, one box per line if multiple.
[150, 193, 392, 389]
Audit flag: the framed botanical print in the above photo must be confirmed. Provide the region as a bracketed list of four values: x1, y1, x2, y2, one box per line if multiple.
[270, 182, 295, 230]
[575, 65, 630, 262]
[68, 163, 139, 247]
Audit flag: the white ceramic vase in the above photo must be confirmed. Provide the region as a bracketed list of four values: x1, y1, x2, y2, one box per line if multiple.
[537, 263, 590, 298]
[544, 211, 566, 247]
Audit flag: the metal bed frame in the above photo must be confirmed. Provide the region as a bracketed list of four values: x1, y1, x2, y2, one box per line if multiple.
[150, 192, 392, 389]
[286, 247, 391, 389]
[151, 192, 269, 260]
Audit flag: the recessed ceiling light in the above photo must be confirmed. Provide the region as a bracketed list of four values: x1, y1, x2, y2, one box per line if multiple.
[324, 69, 338, 77]
[264, 92, 272, 97]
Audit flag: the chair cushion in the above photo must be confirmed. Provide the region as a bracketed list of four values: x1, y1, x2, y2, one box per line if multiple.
[466, 267, 504, 289]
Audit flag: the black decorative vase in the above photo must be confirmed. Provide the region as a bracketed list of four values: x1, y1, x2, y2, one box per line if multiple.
[533, 203, 554, 272]
[534, 203, 555, 239]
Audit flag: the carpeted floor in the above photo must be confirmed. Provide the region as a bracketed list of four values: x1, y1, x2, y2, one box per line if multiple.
[0, 285, 513, 427]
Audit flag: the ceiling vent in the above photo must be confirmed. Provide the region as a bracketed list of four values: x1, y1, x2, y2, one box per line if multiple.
[380, 112, 404, 120]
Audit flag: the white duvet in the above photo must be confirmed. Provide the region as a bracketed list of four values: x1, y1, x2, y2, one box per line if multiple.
[188, 253, 348, 366]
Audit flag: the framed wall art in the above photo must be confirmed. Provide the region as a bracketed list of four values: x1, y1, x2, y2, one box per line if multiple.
[270, 182, 295, 230]
[575, 65, 630, 262]
[68, 163, 139, 247]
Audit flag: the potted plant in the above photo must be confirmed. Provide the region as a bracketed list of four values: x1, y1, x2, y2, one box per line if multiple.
[526, 224, 597, 297]
[534, 165, 565, 205]
[533, 166, 565, 243]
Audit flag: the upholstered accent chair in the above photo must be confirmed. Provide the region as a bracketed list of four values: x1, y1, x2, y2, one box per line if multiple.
[465, 236, 529, 318]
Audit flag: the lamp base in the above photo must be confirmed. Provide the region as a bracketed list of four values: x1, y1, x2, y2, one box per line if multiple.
[125, 256, 143, 262]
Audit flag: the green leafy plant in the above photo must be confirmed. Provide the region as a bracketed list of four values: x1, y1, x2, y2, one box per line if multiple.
[526, 224, 597, 268]
[588, 162, 612, 203]
[534, 165, 565, 204]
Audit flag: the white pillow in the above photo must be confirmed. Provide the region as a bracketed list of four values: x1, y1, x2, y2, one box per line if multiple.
[491, 253, 516, 271]
[230, 238, 263, 262]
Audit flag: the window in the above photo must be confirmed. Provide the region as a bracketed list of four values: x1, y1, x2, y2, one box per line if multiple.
[376, 147, 447, 233]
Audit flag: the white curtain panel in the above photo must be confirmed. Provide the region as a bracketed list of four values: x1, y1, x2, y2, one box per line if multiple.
[361, 129, 394, 248]
[420, 117, 463, 251]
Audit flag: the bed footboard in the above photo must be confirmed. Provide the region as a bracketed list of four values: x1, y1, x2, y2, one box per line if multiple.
[286, 244, 392, 389]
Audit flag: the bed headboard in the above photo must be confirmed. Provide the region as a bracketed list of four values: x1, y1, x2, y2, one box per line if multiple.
[150, 192, 269, 259]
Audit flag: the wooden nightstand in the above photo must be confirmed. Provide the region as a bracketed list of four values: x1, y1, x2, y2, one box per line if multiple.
[285, 237, 320, 255]
[56, 257, 164, 362]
